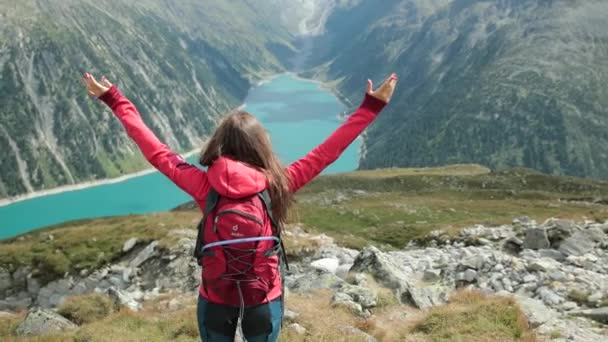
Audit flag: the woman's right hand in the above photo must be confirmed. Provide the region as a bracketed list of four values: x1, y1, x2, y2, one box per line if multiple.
[367, 73, 398, 103]
[82, 72, 112, 98]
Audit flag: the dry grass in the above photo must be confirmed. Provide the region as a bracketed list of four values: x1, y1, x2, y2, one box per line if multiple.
[280, 289, 411, 341]
[337, 164, 492, 178]
[0, 290, 539, 342]
[58, 293, 116, 325]
[410, 290, 537, 342]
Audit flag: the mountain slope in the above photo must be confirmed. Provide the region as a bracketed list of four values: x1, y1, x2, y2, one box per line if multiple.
[0, 0, 295, 198]
[305, 0, 608, 179]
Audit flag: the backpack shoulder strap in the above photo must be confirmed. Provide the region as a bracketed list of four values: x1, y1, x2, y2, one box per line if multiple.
[257, 189, 278, 229]
[204, 188, 220, 215]
[257, 189, 289, 271]
[193, 188, 221, 260]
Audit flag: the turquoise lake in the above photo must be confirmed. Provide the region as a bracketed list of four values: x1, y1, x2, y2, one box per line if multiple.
[0, 74, 360, 239]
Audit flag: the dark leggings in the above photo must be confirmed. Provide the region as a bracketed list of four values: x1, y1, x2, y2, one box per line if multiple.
[197, 295, 282, 342]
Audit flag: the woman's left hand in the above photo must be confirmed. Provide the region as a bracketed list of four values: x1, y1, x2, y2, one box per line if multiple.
[82, 72, 112, 97]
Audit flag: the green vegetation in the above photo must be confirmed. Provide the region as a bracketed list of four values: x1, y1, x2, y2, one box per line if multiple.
[292, 166, 608, 249]
[58, 294, 116, 325]
[0, 211, 200, 285]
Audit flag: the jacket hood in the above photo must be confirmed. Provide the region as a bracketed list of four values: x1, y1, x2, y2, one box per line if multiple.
[207, 157, 267, 198]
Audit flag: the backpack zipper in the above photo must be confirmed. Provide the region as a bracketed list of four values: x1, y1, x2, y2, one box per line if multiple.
[213, 210, 263, 233]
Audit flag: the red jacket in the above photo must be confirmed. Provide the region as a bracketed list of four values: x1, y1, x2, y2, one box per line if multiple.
[100, 85, 386, 302]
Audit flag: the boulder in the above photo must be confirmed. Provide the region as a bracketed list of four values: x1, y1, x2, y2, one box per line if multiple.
[406, 285, 449, 309]
[523, 228, 550, 250]
[107, 287, 141, 311]
[572, 307, 608, 324]
[284, 309, 299, 323]
[559, 231, 597, 256]
[338, 283, 377, 309]
[122, 238, 138, 253]
[331, 292, 363, 314]
[287, 272, 344, 294]
[351, 247, 411, 301]
[527, 258, 559, 272]
[0, 268, 12, 294]
[287, 323, 307, 335]
[129, 241, 159, 268]
[36, 278, 74, 308]
[15, 308, 77, 336]
[514, 295, 558, 328]
[310, 258, 340, 274]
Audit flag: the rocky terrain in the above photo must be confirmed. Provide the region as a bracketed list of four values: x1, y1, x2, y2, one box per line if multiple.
[1, 217, 607, 341]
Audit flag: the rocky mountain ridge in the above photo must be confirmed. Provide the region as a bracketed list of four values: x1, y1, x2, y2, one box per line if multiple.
[304, 0, 608, 180]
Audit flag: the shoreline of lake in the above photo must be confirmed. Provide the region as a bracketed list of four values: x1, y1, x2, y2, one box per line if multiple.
[0, 73, 353, 209]
[0, 149, 201, 208]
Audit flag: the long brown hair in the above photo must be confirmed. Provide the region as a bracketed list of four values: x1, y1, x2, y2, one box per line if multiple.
[200, 110, 292, 227]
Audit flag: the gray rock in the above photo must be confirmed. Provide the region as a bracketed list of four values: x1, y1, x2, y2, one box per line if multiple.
[339, 325, 377, 342]
[107, 287, 141, 311]
[288, 272, 344, 293]
[572, 307, 608, 324]
[122, 238, 138, 253]
[15, 308, 77, 336]
[523, 228, 550, 250]
[287, 323, 306, 335]
[522, 274, 537, 283]
[561, 301, 578, 311]
[12, 267, 31, 288]
[310, 258, 340, 274]
[538, 249, 565, 261]
[339, 283, 377, 309]
[493, 264, 505, 272]
[36, 278, 74, 308]
[464, 269, 478, 282]
[0, 296, 32, 311]
[335, 264, 352, 280]
[527, 258, 559, 272]
[423, 269, 441, 282]
[559, 231, 596, 256]
[538, 287, 564, 306]
[548, 271, 567, 282]
[129, 241, 159, 268]
[406, 285, 449, 309]
[284, 309, 299, 323]
[27, 276, 40, 295]
[0, 268, 12, 294]
[515, 295, 558, 328]
[588, 292, 603, 304]
[332, 292, 363, 314]
[351, 247, 411, 301]
[459, 255, 485, 270]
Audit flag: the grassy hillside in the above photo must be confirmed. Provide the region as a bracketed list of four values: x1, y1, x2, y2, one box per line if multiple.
[2, 165, 608, 285]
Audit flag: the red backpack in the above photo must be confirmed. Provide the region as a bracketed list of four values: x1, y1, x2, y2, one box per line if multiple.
[193, 188, 288, 307]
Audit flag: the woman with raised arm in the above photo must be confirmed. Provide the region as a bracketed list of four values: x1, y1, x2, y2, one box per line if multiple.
[82, 72, 397, 342]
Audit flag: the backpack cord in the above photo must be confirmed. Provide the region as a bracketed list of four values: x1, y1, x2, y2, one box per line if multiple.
[237, 280, 245, 340]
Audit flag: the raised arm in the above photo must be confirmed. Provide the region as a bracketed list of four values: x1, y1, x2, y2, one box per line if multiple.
[83, 73, 209, 200]
[286, 74, 398, 192]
